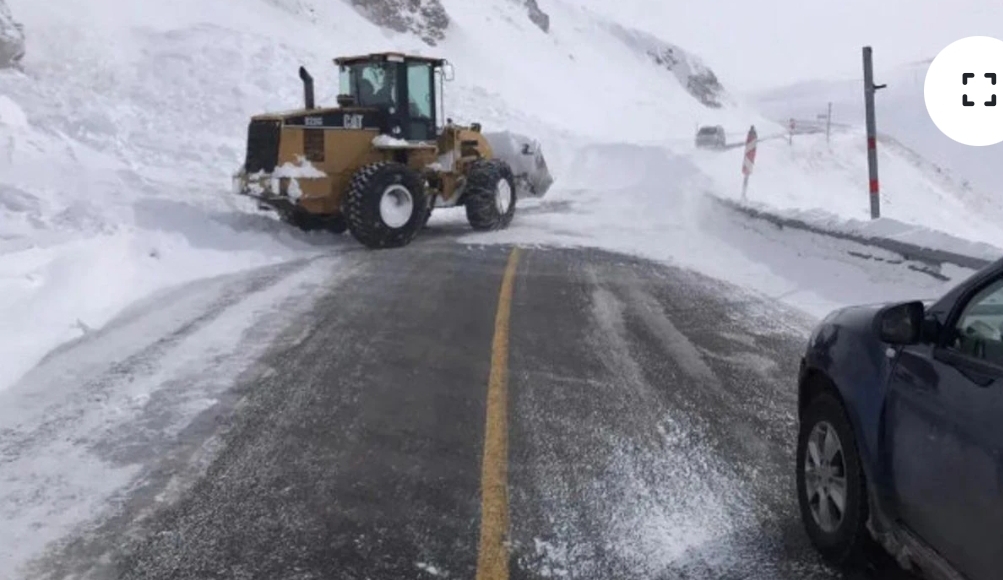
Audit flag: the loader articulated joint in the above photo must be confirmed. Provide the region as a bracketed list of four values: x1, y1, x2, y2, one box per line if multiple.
[299, 66, 315, 110]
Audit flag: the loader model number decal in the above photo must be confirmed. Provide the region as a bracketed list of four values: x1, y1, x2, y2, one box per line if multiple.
[304, 116, 324, 127]
[343, 114, 364, 129]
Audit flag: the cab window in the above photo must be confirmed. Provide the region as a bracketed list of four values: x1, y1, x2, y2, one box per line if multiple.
[340, 62, 398, 108]
[407, 62, 433, 119]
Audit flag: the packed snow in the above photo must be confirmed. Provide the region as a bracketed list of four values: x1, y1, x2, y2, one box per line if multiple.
[270, 156, 328, 201]
[372, 134, 419, 148]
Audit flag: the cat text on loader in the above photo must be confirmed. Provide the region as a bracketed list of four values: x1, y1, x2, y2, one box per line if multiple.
[232, 52, 553, 249]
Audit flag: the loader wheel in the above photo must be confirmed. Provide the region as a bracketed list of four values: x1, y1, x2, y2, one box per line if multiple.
[344, 161, 428, 249]
[464, 159, 516, 231]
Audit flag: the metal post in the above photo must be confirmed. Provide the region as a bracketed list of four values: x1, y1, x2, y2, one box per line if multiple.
[826, 102, 832, 143]
[863, 46, 886, 219]
[742, 174, 749, 201]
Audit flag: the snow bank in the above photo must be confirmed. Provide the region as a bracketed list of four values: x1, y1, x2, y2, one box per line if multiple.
[445, 139, 967, 319]
[688, 128, 1003, 251]
[715, 198, 999, 270]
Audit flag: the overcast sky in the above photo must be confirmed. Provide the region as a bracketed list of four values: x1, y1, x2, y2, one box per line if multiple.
[577, 0, 1003, 94]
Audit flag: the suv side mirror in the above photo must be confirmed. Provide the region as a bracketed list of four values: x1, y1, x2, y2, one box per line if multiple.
[875, 301, 925, 344]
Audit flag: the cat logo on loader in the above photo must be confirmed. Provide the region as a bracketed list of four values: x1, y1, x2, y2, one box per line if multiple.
[232, 52, 554, 249]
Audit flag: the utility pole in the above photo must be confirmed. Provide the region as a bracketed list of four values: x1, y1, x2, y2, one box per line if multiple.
[862, 46, 886, 219]
[826, 102, 832, 143]
[816, 103, 833, 143]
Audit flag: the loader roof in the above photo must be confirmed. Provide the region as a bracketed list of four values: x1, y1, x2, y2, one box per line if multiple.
[334, 52, 446, 67]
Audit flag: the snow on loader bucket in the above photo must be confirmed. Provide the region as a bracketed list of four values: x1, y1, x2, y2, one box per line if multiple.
[232, 52, 554, 249]
[482, 131, 554, 199]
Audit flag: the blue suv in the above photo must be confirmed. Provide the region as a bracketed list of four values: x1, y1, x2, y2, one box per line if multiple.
[797, 257, 1003, 580]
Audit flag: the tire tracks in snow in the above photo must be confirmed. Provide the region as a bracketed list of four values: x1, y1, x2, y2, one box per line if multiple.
[506, 249, 834, 579]
[0, 255, 343, 580]
[0, 259, 307, 457]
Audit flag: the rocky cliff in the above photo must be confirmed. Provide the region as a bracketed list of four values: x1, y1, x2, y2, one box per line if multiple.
[0, 0, 24, 69]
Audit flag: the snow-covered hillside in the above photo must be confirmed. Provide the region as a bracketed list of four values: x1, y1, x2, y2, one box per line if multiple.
[573, 0, 1003, 91]
[0, 0, 772, 393]
[752, 60, 1003, 227]
[690, 126, 1003, 250]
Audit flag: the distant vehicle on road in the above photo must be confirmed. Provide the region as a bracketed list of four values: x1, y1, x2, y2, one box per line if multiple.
[796, 257, 1003, 580]
[695, 125, 726, 149]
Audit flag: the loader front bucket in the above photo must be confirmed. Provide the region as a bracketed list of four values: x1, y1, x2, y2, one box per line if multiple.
[483, 131, 554, 198]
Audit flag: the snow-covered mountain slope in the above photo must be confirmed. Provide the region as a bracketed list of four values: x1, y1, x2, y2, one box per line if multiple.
[0, 0, 995, 397]
[752, 61, 1003, 228]
[0, 0, 771, 393]
[572, 0, 1003, 91]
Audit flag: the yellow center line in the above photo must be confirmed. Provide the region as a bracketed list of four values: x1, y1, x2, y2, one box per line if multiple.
[476, 247, 522, 580]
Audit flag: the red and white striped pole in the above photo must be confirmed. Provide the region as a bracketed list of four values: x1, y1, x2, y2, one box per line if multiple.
[863, 46, 886, 219]
[741, 125, 758, 201]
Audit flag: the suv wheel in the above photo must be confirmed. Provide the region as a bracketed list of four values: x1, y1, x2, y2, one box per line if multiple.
[796, 393, 872, 565]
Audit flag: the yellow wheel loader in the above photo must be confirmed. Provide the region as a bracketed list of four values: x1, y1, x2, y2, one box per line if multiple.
[232, 52, 553, 249]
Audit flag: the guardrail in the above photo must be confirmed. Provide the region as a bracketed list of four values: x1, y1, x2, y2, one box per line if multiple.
[712, 196, 994, 271]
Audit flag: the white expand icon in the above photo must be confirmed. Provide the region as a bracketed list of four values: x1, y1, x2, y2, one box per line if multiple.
[924, 36, 1003, 146]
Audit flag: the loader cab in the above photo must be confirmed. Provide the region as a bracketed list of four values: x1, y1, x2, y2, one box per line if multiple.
[336, 53, 446, 142]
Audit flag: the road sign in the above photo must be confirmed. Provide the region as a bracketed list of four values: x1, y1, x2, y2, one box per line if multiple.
[742, 125, 758, 176]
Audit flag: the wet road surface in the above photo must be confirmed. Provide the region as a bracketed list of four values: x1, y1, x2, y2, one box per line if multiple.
[23, 242, 919, 580]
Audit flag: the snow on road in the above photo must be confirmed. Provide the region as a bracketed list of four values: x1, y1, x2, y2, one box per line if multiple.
[0, 256, 336, 578]
[445, 139, 969, 319]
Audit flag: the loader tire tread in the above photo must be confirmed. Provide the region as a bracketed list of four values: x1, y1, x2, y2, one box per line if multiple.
[345, 161, 428, 249]
[465, 158, 516, 231]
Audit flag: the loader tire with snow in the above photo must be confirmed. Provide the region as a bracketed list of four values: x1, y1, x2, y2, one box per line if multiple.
[464, 159, 516, 231]
[345, 161, 428, 249]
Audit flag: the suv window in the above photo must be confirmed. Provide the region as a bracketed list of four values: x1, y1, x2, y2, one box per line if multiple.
[950, 277, 1003, 365]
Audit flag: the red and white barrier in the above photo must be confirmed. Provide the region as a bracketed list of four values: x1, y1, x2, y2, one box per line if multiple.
[741, 125, 758, 200]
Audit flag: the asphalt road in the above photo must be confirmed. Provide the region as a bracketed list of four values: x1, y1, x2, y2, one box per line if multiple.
[27, 242, 918, 580]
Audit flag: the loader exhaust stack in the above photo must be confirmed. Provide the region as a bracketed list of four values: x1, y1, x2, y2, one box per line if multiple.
[299, 66, 315, 110]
